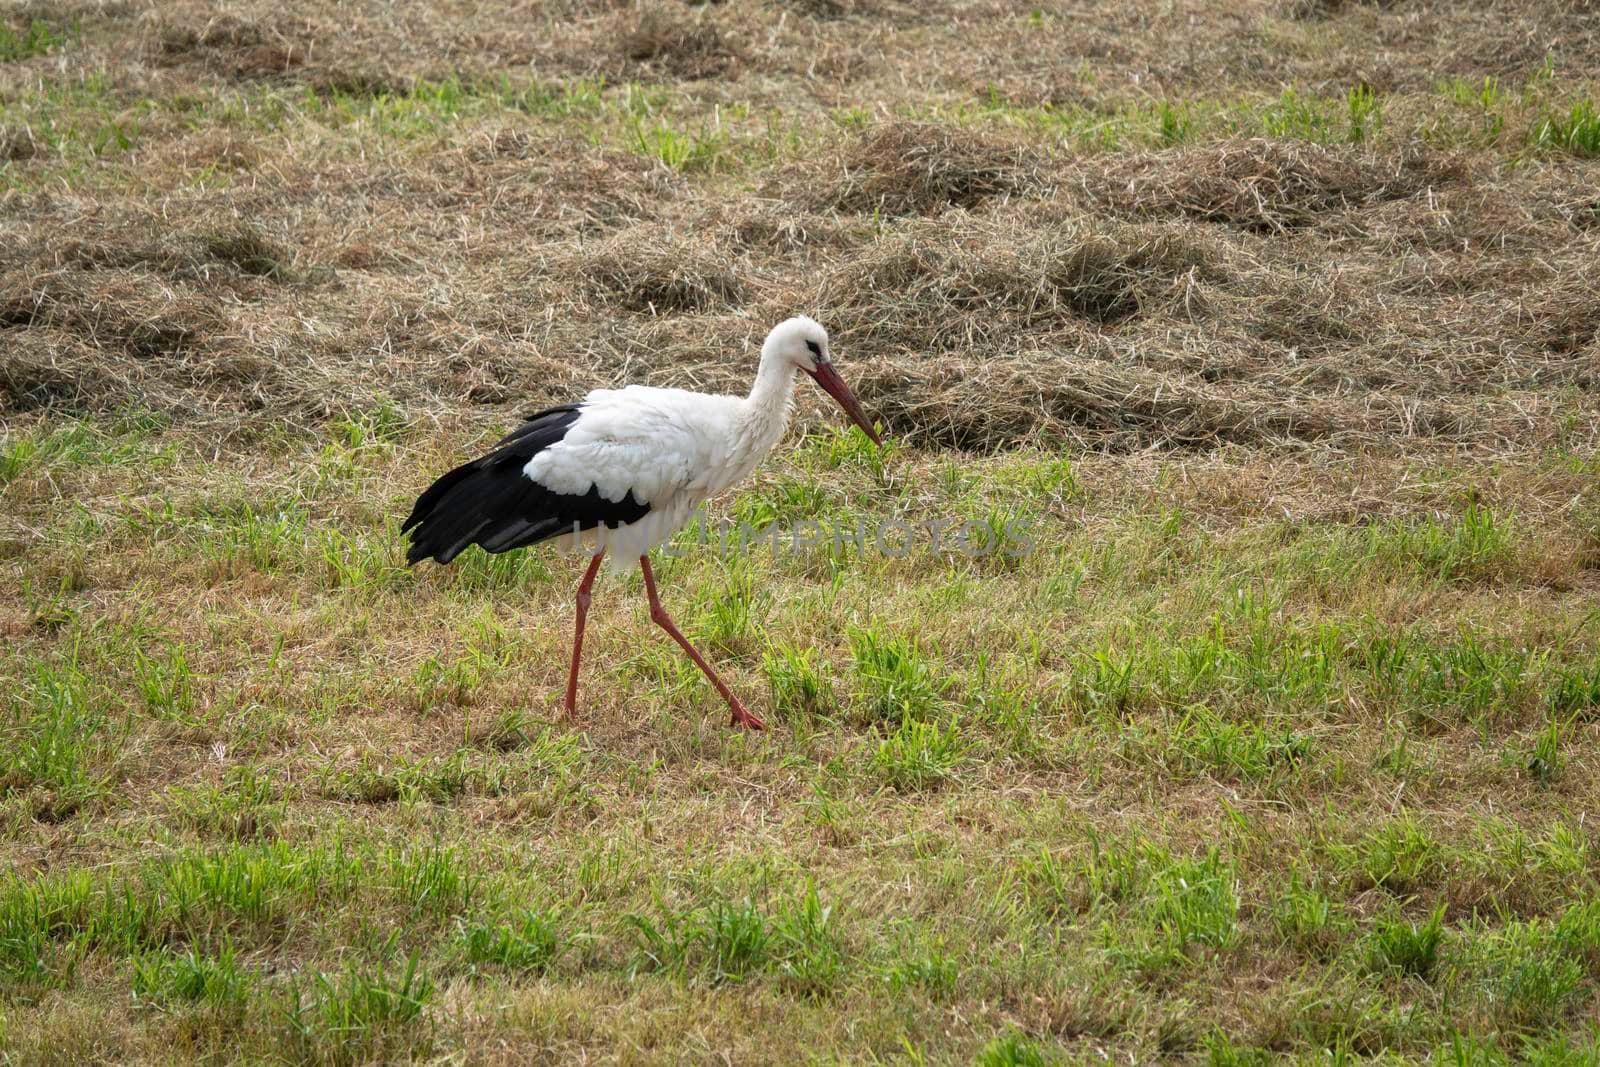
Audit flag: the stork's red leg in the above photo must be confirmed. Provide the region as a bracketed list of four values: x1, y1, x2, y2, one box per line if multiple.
[638, 556, 766, 730]
[564, 551, 606, 720]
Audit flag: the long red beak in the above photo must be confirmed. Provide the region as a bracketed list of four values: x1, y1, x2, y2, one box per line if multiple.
[807, 362, 882, 446]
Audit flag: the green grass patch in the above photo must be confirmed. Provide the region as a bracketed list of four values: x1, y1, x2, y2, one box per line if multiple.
[1530, 98, 1600, 156]
[130, 940, 252, 1009]
[626, 885, 844, 994]
[0, 19, 65, 62]
[460, 908, 565, 973]
[283, 956, 434, 1065]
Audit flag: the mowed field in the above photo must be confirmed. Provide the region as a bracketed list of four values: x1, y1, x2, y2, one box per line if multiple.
[3, 0, 1600, 1062]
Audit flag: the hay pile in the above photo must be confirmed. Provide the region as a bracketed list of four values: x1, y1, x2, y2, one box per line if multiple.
[617, 7, 743, 81]
[1, 268, 256, 414]
[31, 0, 1600, 104]
[809, 215, 1214, 349]
[572, 231, 748, 315]
[798, 122, 1052, 217]
[4, 124, 1596, 454]
[147, 13, 307, 81]
[1081, 140, 1462, 233]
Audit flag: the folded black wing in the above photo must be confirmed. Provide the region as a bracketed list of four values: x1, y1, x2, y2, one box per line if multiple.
[402, 405, 651, 566]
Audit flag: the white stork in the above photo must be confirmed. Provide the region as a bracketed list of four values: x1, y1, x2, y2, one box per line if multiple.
[403, 316, 881, 730]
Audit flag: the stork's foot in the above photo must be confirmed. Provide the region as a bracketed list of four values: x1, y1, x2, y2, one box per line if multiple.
[728, 700, 766, 731]
[638, 555, 768, 733]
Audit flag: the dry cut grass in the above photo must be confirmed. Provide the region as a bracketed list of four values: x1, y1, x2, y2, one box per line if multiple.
[2, 0, 1600, 1063]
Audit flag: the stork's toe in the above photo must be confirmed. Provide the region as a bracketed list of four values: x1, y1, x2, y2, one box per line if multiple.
[730, 703, 767, 730]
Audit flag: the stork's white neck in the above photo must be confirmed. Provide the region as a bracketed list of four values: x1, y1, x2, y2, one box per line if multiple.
[725, 346, 799, 482]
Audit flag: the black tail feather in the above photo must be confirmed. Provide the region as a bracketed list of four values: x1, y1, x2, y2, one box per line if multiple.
[401, 405, 581, 538]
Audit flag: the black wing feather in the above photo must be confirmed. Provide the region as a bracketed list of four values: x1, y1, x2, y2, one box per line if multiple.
[403, 404, 651, 566]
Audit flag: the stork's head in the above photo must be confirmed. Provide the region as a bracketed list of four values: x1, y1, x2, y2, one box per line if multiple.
[763, 316, 882, 446]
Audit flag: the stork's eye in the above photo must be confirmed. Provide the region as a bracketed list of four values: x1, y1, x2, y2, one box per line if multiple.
[805, 340, 822, 357]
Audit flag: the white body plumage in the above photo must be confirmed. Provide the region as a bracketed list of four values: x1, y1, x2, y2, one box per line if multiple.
[527, 374, 794, 567]
[403, 316, 879, 572]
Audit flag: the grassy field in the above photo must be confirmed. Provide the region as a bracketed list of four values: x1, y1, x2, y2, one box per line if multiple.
[3, 0, 1600, 1062]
